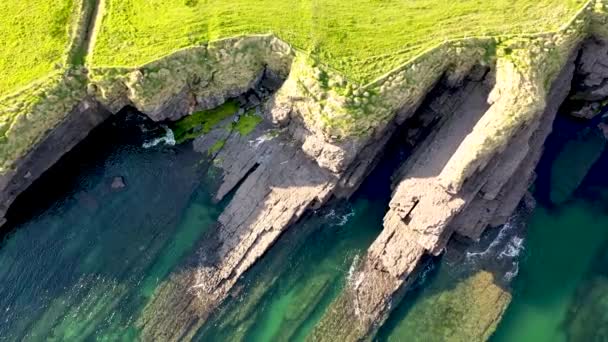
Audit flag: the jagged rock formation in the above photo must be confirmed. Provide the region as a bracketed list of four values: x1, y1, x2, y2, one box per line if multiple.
[566, 275, 608, 340]
[132, 80, 405, 340]
[311, 47, 579, 341]
[2, 3, 608, 340]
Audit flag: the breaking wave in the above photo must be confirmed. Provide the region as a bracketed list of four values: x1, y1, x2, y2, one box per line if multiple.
[324, 208, 356, 227]
[142, 126, 176, 148]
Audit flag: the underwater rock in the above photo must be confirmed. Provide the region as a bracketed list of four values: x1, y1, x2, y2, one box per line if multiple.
[566, 276, 608, 341]
[387, 271, 511, 342]
[111, 176, 126, 190]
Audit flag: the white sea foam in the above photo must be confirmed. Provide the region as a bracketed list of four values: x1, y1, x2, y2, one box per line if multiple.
[465, 220, 516, 261]
[347, 254, 360, 284]
[499, 236, 525, 259]
[324, 208, 355, 227]
[249, 133, 274, 149]
[504, 262, 520, 282]
[465, 216, 526, 266]
[142, 126, 176, 148]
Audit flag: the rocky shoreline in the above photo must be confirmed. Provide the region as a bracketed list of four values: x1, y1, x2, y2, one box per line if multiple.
[311, 37, 608, 340]
[2, 25, 608, 340]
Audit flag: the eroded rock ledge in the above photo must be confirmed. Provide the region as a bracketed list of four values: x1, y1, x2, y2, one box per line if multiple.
[310, 40, 598, 341]
[1, 6, 608, 341]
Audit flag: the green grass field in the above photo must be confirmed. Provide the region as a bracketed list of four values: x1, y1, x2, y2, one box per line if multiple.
[0, 0, 588, 97]
[0, 0, 80, 97]
[91, 0, 585, 83]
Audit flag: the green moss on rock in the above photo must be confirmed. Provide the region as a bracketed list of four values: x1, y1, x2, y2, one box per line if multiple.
[233, 111, 263, 136]
[170, 99, 239, 144]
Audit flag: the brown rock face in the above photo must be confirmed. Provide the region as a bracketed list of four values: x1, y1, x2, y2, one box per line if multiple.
[134, 97, 405, 339]
[311, 51, 577, 341]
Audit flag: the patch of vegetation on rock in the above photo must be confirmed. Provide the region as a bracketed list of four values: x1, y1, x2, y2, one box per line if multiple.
[233, 111, 263, 136]
[170, 100, 239, 144]
[208, 139, 226, 155]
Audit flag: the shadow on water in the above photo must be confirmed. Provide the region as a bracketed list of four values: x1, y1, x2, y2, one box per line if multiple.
[0, 108, 224, 340]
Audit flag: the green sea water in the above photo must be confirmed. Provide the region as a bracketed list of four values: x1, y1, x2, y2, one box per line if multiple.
[490, 117, 608, 342]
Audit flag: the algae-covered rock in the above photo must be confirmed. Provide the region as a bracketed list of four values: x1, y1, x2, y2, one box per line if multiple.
[550, 127, 606, 204]
[385, 271, 511, 342]
[566, 276, 608, 341]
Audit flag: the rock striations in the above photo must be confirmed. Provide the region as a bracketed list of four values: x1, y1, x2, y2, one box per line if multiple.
[311, 48, 580, 341]
[3, 9, 608, 341]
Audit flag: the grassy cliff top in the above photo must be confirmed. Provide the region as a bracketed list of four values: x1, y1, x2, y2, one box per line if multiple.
[91, 0, 585, 83]
[0, 0, 80, 97]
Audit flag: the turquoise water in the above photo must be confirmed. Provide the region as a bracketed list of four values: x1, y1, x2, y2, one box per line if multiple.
[0, 111, 223, 340]
[491, 116, 608, 342]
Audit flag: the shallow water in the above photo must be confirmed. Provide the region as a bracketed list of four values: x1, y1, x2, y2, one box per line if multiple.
[491, 115, 608, 342]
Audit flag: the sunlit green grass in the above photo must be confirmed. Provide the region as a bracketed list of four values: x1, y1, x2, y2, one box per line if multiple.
[0, 0, 80, 97]
[92, 0, 585, 83]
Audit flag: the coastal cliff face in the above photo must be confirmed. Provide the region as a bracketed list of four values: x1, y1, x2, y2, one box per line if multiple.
[2, 3, 608, 340]
[0, 99, 110, 227]
[310, 49, 578, 341]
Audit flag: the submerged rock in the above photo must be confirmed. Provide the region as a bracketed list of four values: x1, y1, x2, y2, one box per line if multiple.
[566, 276, 608, 341]
[388, 271, 511, 342]
[111, 176, 126, 190]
